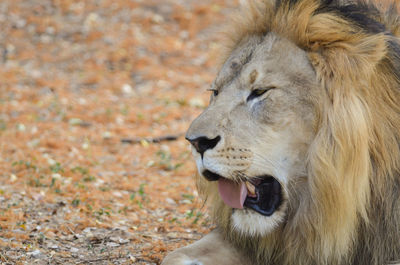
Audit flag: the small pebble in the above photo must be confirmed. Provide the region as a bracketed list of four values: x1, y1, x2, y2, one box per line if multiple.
[28, 250, 41, 258]
[106, 242, 120, 247]
[70, 247, 79, 253]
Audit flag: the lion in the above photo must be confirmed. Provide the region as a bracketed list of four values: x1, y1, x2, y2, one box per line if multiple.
[162, 0, 400, 264]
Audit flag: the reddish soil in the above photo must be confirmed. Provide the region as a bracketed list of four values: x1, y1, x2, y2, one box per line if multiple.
[0, 0, 237, 264]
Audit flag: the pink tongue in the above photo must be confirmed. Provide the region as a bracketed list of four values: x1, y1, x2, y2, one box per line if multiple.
[218, 178, 247, 209]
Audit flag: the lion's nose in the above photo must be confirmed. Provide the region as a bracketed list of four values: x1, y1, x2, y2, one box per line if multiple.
[186, 136, 221, 156]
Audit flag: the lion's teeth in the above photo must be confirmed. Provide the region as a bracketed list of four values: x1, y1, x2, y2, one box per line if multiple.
[245, 181, 256, 196]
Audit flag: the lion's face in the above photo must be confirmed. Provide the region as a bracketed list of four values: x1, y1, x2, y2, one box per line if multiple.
[186, 33, 319, 236]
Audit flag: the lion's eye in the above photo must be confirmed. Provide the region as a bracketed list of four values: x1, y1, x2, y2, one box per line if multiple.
[208, 89, 219, 97]
[247, 87, 275, 102]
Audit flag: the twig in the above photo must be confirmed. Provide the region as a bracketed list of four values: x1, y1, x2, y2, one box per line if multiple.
[121, 134, 183, 144]
[166, 236, 197, 241]
[77, 255, 154, 264]
[0, 252, 9, 262]
[132, 256, 157, 263]
[66, 224, 79, 238]
[76, 257, 118, 264]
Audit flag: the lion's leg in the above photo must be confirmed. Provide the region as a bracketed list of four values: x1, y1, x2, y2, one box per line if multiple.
[162, 229, 251, 265]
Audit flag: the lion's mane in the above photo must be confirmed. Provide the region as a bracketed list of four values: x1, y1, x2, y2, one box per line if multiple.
[198, 1, 400, 264]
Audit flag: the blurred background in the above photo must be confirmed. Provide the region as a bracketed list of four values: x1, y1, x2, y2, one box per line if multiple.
[0, 0, 237, 263]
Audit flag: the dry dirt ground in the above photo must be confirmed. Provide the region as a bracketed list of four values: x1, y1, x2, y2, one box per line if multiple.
[0, 0, 237, 264]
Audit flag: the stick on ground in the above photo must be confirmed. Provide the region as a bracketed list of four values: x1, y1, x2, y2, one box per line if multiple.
[121, 134, 183, 144]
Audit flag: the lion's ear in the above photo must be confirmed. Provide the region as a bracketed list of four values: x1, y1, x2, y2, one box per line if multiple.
[307, 12, 388, 79]
[308, 33, 388, 99]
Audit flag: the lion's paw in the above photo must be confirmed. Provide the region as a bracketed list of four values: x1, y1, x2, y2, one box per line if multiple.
[162, 230, 251, 265]
[161, 251, 203, 265]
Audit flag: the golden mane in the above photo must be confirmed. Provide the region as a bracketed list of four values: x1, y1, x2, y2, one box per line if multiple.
[199, 1, 400, 264]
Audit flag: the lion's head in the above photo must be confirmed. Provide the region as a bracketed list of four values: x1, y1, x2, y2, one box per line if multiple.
[186, 0, 400, 264]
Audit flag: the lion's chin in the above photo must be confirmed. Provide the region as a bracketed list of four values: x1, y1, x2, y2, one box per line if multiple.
[231, 204, 287, 237]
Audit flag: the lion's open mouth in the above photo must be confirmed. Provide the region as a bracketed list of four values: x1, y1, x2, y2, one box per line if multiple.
[202, 170, 282, 216]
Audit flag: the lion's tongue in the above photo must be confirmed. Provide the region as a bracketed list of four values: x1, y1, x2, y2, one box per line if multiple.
[218, 178, 247, 209]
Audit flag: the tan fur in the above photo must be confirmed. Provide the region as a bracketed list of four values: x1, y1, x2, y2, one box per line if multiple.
[163, 1, 400, 264]
[162, 230, 252, 265]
